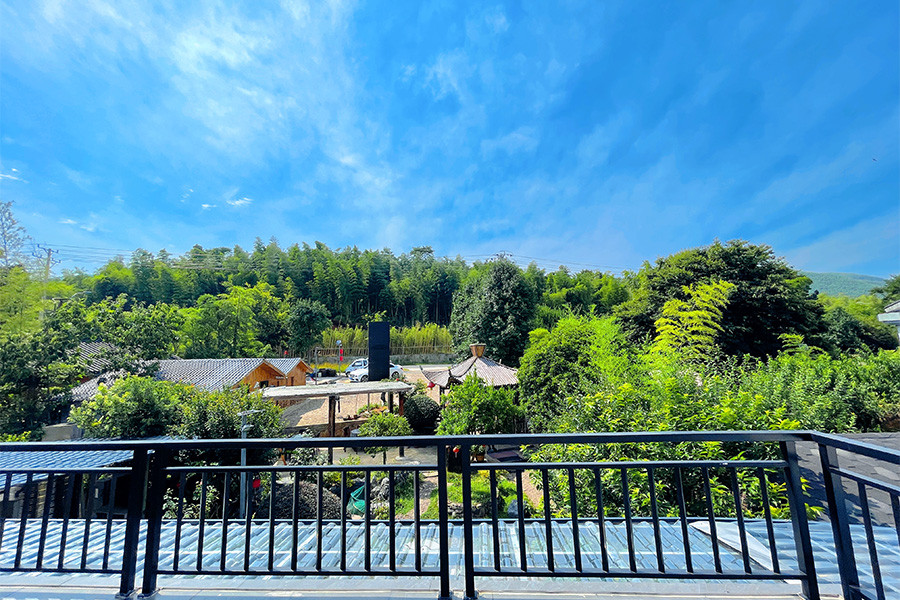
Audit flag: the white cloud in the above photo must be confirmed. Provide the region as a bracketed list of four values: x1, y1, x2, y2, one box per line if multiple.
[113, 195, 124, 203]
[481, 127, 538, 157]
[201, 204, 217, 210]
[59, 218, 77, 225]
[226, 197, 253, 207]
[425, 50, 474, 101]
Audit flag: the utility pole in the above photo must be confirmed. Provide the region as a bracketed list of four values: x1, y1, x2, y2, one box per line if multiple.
[32, 244, 59, 321]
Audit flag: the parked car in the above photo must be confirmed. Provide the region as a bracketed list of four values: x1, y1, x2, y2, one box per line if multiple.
[344, 358, 368, 375]
[348, 362, 403, 382]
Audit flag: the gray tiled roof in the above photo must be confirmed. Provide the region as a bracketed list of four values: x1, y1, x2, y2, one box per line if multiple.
[424, 355, 518, 388]
[154, 358, 272, 391]
[267, 357, 312, 374]
[65, 358, 302, 405]
[76, 342, 119, 375]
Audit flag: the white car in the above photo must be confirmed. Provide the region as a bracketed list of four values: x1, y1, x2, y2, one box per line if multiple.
[344, 358, 368, 375]
[349, 362, 403, 382]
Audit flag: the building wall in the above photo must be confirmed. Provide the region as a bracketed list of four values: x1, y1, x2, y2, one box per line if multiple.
[240, 363, 286, 389]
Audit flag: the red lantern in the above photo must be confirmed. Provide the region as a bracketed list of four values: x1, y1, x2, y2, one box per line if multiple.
[427, 381, 435, 389]
[252, 478, 261, 489]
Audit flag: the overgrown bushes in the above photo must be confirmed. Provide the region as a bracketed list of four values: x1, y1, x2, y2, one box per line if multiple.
[403, 394, 440, 431]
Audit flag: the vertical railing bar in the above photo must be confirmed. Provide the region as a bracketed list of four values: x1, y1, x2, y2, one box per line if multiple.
[364, 471, 371, 572]
[729, 467, 751, 574]
[780, 441, 820, 600]
[340, 471, 347, 573]
[119, 448, 149, 598]
[462, 445, 476, 598]
[0, 472, 11, 557]
[648, 467, 664, 573]
[314, 471, 321, 572]
[567, 467, 582, 572]
[219, 472, 230, 573]
[621, 468, 636, 573]
[757, 467, 780, 574]
[541, 468, 554, 572]
[173, 472, 186, 573]
[243, 472, 252, 573]
[15, 472, 33, 569]
[413, 468, 422, 573]
[102, 473, 118, 571]
[140, 448, 170, 597]
[36, 473, 54, 570]
[437, 445, 451, 600]
[516, 468, 527, 572]
[858, 482, 885, 600]
[490, 468, 501, 572]
[268, 471, 275, 572]
[592, 467, 608, 573]
[81, 472, 96, 571]
[196, 472, 208, 572]
[892, 494, 900, 553]
[57, 473, 76, 570]
[702, 466, 722, 573]
[674, 467, 692, 573]
[302, 471, 310, 571]
[388, 468, 396, 572]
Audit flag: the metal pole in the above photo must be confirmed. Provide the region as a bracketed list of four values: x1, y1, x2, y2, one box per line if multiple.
[240, 414, 248, 520]
[238, 410, 263, 520]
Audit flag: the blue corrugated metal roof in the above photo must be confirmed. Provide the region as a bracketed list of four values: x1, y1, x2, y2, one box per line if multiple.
[0, 519, 895, 596]
[0, 442, 133, 486]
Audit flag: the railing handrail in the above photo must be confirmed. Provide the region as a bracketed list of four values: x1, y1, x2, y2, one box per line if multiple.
[8, 429, 897, 600]
[810, 431, 900, 465]
[0, 429, 816, 452]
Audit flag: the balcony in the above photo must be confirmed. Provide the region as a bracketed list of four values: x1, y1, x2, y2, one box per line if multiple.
[0, 431, 896, 600]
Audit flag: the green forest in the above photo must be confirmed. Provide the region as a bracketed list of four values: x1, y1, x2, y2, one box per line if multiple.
[1, 199, 899, 449]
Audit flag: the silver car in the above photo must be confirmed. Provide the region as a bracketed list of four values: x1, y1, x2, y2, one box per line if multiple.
[349, 362, 403, 382]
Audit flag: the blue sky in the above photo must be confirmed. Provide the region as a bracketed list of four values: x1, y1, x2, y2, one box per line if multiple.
[1, 1, 898, 276]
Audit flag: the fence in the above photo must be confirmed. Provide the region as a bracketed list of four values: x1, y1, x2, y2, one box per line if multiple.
[0, 431, 895, 599]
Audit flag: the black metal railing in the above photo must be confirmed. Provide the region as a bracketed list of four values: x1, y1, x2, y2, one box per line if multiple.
[0, 431, 895, 599]
[813, 433, 900, 600]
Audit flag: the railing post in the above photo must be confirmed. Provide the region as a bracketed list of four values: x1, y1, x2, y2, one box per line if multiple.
[437, 444, 451, 600]
[818, 443, 861, 600]
[780, 441, 820, 600]
[140, 448, 171, 598]
[117, 448, 148, 600]
[461, 443, 477, 600]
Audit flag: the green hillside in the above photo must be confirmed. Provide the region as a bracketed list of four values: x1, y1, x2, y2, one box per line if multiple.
[802, 272, 886, 297]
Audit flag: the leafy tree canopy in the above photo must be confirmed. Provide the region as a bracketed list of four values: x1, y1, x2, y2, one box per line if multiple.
[449, 258, 538, 366]
[437, 375, 521, 436]
[615, 240, 824, 358]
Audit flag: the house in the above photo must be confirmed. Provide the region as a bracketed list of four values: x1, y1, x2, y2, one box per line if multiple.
[422, 343, 518, 394]
[65, 357, 312, 405]
[877, 299, 900, 343]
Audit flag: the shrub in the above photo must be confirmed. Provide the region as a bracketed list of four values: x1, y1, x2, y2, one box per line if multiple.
[269, 480, 343, 520]
[403, 394, 440, 431]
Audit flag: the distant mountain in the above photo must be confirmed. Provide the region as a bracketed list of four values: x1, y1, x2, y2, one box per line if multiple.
[802, 272, 886, 297]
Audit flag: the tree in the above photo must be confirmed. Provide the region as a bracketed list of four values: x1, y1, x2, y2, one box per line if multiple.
[437, 375, 521, 436]
[287, 298, 331, 355]
[873, 274, 900, 305]
[449, 258, 537, 366]
[518, 316, 632, 432]
[69, 376, 186, 438]
[0, 201, 30, 270]
[651, 280, 735, 362]
[357, 412, 413, 463]
[615, 240, 824, 358]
